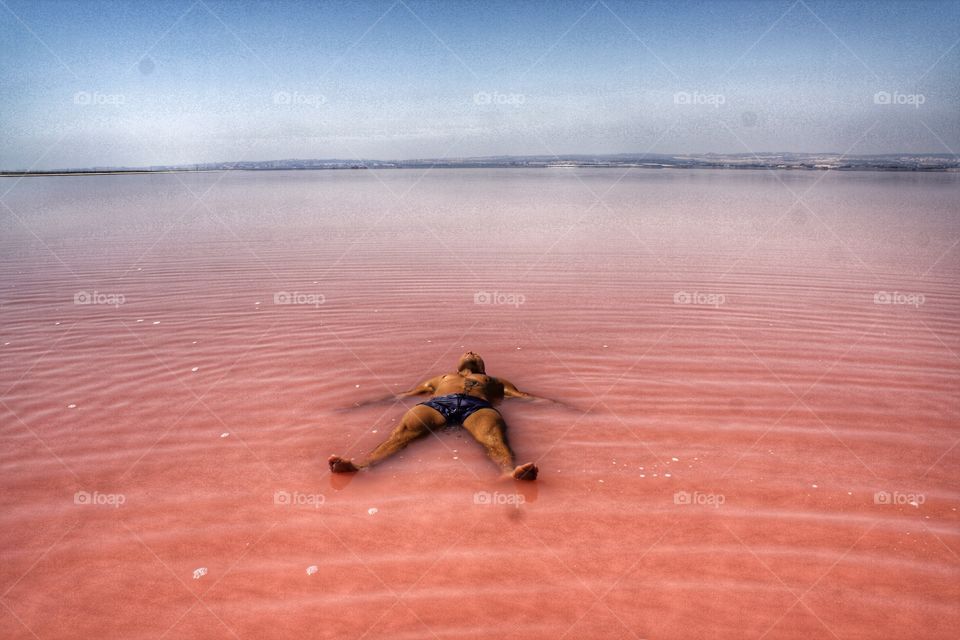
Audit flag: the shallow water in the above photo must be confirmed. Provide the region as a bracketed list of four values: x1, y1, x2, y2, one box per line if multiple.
[0, 168, 958, 639]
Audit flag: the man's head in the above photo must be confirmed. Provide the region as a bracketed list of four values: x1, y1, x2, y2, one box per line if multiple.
[457, 351, 486, 374]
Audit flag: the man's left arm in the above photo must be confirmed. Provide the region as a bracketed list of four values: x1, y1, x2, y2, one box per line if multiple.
[498, 377, 578, 409]
[499, 377, 537, 400]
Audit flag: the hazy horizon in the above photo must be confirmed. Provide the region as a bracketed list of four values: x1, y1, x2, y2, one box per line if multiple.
[6, 149, 960, 174]
[2, 0, 958, 170]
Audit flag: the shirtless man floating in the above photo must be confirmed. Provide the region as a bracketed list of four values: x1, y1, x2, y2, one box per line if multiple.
[328, 351, 540, 480]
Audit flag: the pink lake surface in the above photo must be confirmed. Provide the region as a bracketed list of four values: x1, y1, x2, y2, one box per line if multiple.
[0, 168, 958, 639]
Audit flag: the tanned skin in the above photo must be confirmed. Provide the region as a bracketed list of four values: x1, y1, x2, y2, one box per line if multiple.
[328, 351, 541, 480]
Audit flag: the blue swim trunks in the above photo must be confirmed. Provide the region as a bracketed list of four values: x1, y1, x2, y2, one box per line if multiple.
[418, 393, 498, 424]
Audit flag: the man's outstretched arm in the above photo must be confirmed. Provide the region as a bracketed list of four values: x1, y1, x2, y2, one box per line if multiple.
[397, 375, 442, 398]
[338, 376, 441, 411]
[499, 377, 537, 400]
[499, 377, 577, 409]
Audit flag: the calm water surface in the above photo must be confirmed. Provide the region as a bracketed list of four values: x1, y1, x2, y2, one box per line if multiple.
[1, 169, 958, 639]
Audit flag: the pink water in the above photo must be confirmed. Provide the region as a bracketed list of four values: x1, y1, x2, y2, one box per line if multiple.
[1, 168, 958, 638]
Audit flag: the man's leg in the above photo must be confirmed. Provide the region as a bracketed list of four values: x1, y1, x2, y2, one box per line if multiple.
[328, 404, 445, 473]
[462, 409, 538, 480]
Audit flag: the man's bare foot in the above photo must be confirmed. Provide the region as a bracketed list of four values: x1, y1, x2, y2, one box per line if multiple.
[512, 462, 538, 481]
[328, 455, 360, 473]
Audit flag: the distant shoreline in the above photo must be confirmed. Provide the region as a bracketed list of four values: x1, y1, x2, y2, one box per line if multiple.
[0, 169, 224, 177]
[3, 153, 958, 176]
[4, 165, 958, 177]
[0, 169, 228, 177]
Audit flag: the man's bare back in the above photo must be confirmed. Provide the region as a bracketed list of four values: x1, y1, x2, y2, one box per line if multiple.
[328, 351, 540, 480]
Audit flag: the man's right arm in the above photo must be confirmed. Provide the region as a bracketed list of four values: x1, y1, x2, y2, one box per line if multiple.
[397, 375, 441, 398]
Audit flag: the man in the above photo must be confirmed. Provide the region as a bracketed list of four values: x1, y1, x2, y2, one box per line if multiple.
[328, 351, 540, 480]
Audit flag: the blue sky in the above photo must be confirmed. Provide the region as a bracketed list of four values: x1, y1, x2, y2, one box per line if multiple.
[1, 0, 958, 169]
